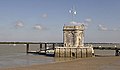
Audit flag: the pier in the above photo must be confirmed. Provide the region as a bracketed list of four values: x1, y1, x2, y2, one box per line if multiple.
[25, 42, 63, 55]
[0, 42, 63, 55]
[0, 42, 120, 56]
[25, 43, 120, 56]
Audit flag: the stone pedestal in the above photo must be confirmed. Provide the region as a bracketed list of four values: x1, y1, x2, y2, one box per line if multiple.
[55, 47, 93, 58]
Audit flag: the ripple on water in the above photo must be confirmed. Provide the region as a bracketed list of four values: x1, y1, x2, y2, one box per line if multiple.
[0, 54, 55, 68]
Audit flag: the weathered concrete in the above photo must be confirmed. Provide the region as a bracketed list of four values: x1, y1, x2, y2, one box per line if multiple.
[55, 24, 93, 58]
[55, 47, 93, 58]
[63, 25, 85, 47]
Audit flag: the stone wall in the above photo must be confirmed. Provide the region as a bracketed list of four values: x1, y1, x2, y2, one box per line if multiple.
[63, 25, 85, 47]
[55, 47, 93, 58]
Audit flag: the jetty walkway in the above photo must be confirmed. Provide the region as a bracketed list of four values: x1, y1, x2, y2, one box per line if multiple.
[0, 42, 120, 56]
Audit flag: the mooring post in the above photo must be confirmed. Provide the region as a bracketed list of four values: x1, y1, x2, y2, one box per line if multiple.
[115, 49, 119, 56]
[40, 43, 42, 53]
[26, 44, 29, 54]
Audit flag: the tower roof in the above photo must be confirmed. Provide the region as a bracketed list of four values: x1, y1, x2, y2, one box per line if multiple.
[63, 24, 85, 31]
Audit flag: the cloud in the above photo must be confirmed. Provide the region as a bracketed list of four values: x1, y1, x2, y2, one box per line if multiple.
[69, 21, 84, 25]
[84, 18, 92, 27]
[112, 28, 120, 31]
[85, 18, 92, 23]
[68, 18, 92, 25]
[15, 20, 24, 28]
[68, 21, 88, 29]
[41, 13, 48, 18]
[98, 24, 120, 31]
[98, 24, 108, 31]
[67, 18, 93, 30]
[33, 24, 43, 30]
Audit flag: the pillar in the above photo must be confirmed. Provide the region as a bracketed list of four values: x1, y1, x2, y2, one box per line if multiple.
[26, 44, 29, 54]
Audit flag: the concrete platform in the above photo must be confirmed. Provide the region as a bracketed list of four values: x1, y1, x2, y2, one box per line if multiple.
[55, 47, 93, 58]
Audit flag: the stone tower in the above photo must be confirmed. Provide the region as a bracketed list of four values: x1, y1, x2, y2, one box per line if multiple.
[55, 24, 93, 58]
[63, 24, 85, 47]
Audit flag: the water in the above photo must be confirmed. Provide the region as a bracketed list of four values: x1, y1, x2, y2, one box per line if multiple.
[0, 44, 54, 68]
[0, 43, 120, 68]
[85, 43, 120, 56]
